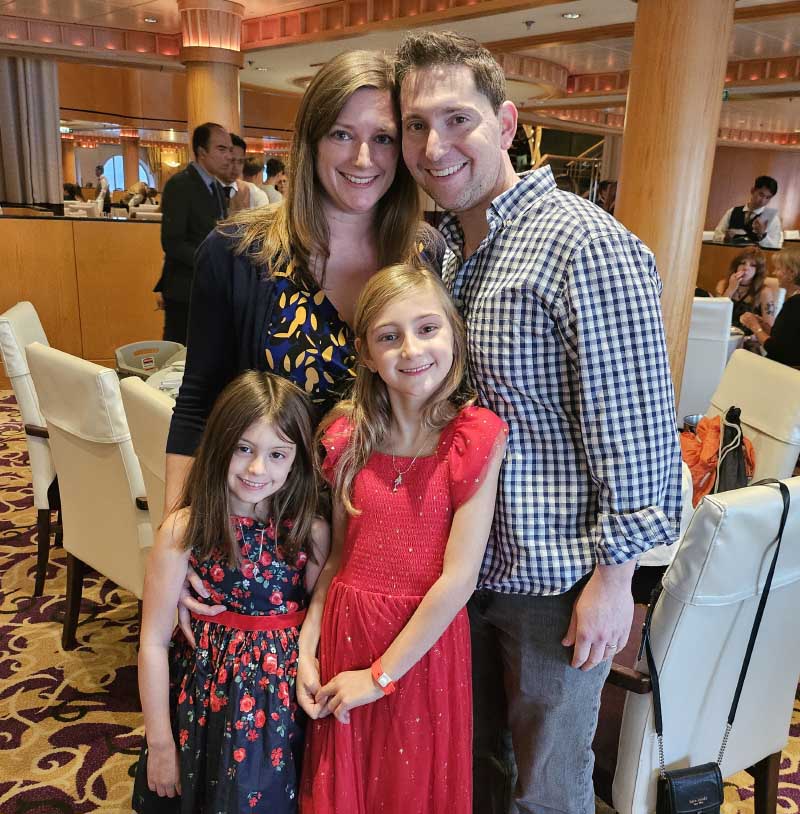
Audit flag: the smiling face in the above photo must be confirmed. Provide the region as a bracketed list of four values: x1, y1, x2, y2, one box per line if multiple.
[400, 64, 517, 216]
[227, 419, 297, 517]
[361, 283, 455, 406]
[315, 87, 399, 218]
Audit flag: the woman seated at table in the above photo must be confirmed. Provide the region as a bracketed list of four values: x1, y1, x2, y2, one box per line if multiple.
[715, 248, 776, 333]
[163, 49, 437, 513]
[740, 249, 800, 367]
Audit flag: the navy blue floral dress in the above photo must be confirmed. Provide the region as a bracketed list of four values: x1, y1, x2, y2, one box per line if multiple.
[132, 516, 308, 814]
[264, 269, 356, 422]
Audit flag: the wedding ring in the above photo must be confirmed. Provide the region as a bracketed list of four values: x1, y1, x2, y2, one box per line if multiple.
[605, 644, 617, 651]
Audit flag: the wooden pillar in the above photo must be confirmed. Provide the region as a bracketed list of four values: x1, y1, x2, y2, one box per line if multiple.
[178, 0, 244, 137]
[61, 137, 76, 185]
[614, 0, 735, 395]
[121, 134, 140, 190]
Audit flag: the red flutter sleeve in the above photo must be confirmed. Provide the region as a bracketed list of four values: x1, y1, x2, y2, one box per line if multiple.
[320, 416, 352, 487]
[448, 406, 509, 509]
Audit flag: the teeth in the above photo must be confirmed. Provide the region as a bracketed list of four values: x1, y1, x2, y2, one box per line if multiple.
[343, 173, 376, 185]
[429, 163, 466, 178]
[240, 478, 267, 488]
[401, 363, 433, 373]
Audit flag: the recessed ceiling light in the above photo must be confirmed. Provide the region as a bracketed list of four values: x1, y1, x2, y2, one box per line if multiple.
[562, 12, 581, 19]
[256, 67, 270, 71]
[144, 16, 158, 23]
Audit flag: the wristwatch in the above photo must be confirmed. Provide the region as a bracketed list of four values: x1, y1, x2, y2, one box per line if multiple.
[370, 658, 397, 695]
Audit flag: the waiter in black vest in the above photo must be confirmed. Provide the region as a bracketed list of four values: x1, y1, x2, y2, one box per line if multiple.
[713, 175, 783, 249]
[155, 122, 232, 343]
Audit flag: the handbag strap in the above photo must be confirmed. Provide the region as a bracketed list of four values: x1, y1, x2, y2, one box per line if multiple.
[641, 479, 790, 776]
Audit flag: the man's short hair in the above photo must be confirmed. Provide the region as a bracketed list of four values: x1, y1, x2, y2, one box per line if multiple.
[242, 158, 264, 180]
[753, 175, 778, 196]
[395, 31, 506, 113]
[265, 157, 285, 179]
[231, 133, 247, 152]
[192, 122, 226, 158]
[95, 164, 104, 173]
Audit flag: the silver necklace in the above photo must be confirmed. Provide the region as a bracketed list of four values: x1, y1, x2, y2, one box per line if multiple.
[391, 433, 431, 493]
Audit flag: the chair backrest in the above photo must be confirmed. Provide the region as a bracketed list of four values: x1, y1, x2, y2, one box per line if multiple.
[763, 276, 787, 317]
[0, 302, 55, 509]
[134, 203, 160, 212]
[676, 297, 733, 421]
[26, 342, 152, 597]
[708, 349, 800, 481]
[613, 477, 800, 814]
[120, 377, 174, 531]
[115, 340, 185, 378]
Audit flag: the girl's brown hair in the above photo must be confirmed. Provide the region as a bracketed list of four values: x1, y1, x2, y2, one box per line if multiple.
[727, 248, 767, 303]
[179, 372, 318, 565]
[224, 50, 422, 289]
[320, 265, 473, 514]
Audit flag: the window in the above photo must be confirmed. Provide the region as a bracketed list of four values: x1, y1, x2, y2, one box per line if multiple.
[102, 155, 155, 190]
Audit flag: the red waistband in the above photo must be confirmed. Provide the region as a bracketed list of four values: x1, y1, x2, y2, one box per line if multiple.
[191, 608, 306, 631]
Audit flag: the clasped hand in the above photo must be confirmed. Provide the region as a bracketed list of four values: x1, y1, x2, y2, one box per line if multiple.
[297, 659, 382, 724]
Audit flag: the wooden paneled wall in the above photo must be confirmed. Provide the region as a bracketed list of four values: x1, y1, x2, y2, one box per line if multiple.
[58, 63, 300, 138]
[0, 218, 164, 386]
[705, 145, 800, 231]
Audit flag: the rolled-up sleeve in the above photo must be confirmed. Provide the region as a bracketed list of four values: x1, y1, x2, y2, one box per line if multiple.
[566, 233, 683, 564]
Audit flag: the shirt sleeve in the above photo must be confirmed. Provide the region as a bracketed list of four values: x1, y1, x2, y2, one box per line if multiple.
[760, 212, 784, 249]
[764, 296, 800, 364]
[713, 208, 732, 243]
[166, 230, 239, 456]
[564, 232, 683, 565]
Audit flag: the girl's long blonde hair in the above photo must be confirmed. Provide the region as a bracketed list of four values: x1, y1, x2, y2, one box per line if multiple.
[320, 265, 473, 514]
[223, 50, 422, 289]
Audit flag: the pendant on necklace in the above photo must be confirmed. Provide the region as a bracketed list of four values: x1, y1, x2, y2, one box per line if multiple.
[392, 473, 403, 492]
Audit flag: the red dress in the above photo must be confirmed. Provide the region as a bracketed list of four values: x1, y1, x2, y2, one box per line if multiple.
[300, 406, 508, 814]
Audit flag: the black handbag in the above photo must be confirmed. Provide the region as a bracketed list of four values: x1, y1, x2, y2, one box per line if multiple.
[640, 479, 790, 814]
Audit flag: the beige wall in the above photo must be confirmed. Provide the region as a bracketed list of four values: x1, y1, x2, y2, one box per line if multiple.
[704, 145, 800, 231]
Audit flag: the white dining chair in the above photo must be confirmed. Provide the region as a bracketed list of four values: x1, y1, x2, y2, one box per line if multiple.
[26, 343, 153, 649]
[0, 302, 58, 596]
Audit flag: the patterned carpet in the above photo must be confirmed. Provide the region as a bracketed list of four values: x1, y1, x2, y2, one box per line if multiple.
[0, 388, 798, 813]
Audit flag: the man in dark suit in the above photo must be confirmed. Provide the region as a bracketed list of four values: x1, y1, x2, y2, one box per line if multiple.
[155, 122, 232, 343]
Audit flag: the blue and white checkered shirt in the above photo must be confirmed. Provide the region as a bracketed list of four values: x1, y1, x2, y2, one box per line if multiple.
[440, 166, 682, 595]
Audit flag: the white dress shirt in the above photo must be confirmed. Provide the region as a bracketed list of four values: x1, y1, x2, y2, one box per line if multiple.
[713, 204, 784, 249]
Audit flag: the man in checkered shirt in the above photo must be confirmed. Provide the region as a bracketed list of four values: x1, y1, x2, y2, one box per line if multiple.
[396, 32, 682, 814]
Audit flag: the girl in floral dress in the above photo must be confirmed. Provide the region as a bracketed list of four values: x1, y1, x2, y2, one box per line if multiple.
[298, 266, 508, 813]
[133, 372, 329, 814]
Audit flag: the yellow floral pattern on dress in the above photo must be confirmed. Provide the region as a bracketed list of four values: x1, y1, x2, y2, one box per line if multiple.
[265, 269, 356, 419]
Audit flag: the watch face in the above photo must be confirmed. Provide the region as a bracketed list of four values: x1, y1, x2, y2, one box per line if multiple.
[378, 674, 390, 687]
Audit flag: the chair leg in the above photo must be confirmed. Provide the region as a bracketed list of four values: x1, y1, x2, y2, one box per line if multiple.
[62, 554, 86, 650]
[34, 509, 51, 597]
[48, 479, 63, 548]
[750, 750, 781, 814]
[54, 508, 63, 548]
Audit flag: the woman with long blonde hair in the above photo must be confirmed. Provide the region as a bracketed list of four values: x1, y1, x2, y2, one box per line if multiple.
[163, 49, 441, 527]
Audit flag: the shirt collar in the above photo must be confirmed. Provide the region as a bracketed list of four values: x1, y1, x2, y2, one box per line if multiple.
[192, 160, 218, 192]
[745, 203, 766, 215]
[439, 165, 557, 254]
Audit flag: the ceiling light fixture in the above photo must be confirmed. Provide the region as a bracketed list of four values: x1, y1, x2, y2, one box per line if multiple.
[144, 16, 158, 23]
[562, 12, 581, 19]
[256, 67, 270, 71]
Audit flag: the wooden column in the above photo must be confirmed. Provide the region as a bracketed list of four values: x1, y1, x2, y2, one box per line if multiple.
[121, 135, 140, 190]
[61, 137, 76, 185]
[178, 0, 244, 136]
[614, 0, 735, 395]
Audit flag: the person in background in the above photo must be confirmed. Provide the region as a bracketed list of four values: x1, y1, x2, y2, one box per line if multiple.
[146, 187, 158, 205]
[94, 164, 111, 214]
[740, 248, 800, 366]
[222, 137, 270, 213]
[126, 181, 150, 208]
[713, 175, 783, 249]
[241, 158, 271, 209]
[63, 183, 84, 201]
[395, 31, 681, 814]
[596, 178, 617, 215]
[715, 247, 776, 333]
[264, 158, 286, 203]
[154, 121, 232, 344]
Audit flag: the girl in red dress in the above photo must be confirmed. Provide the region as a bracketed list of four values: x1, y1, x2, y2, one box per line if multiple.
[298, 265, 508, 814]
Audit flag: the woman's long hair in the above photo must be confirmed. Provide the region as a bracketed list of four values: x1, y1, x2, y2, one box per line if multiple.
[727, 247, 767, 304]
[179, 372, 318, 565]
[224, 50, 422, 289]
[320, 265, 473, 515]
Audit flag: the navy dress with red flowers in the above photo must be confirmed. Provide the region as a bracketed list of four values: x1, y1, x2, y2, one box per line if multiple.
[132, 515, 308, 814]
